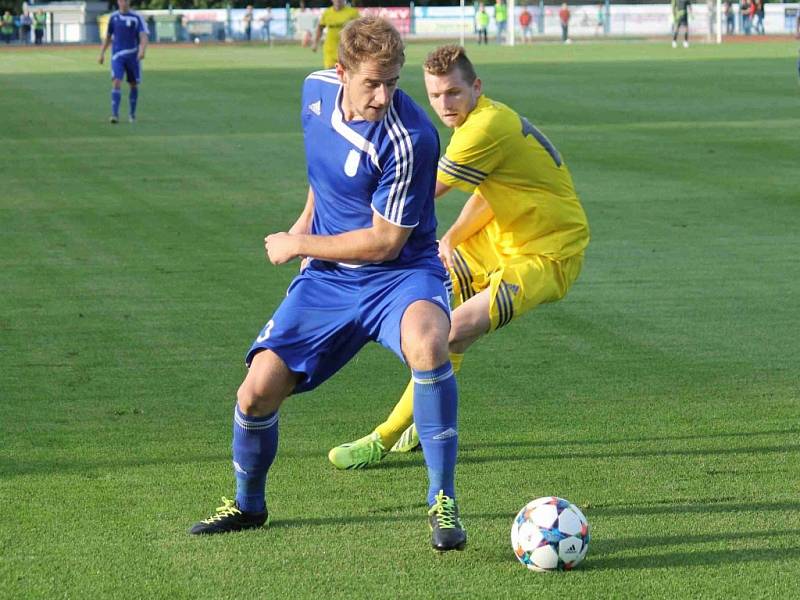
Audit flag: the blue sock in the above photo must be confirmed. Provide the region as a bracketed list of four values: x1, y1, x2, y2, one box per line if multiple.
[111, 88, 121, 117]
[129, 86, 138, 118]
[232, 405, 279, 513]
[412, 362, 459, 506]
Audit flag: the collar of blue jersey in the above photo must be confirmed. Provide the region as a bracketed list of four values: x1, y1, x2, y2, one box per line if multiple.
[330, 85, 380, 169]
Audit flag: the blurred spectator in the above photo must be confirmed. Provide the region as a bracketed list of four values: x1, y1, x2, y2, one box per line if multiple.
[19, 12, 31, 43]
[519, 5, 532, 43]
[475, 3, 489, 44]
[494, 0, 507, 43]
[33, 10, 45, 44]
[740, 0, 751, 35]
[261, 7, 272, 44]
[243, 5, 254, 41]
[671, 0, 691, 47]
[293, 1, 317, 47]
[1, 10, 14, 44]
[559, 2, 571, 43]
[596, 3, 605, 36]
[753, 0, 764, 35]
[180, 14, 190, 41]
[723, 1, 734, 34]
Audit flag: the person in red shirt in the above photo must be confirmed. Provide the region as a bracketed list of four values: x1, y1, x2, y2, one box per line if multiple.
[519, 6, 533, 43]
[559, 2, 571, 43]
[749, 0, 759, 34]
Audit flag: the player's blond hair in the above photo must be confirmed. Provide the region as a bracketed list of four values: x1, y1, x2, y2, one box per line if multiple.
[338, 16, 405, 71]
[423, 45, 478, 85]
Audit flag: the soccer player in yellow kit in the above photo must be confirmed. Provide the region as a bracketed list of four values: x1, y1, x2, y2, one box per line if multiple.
[312, 0, 359, 69]
[329, 44, 590, 469]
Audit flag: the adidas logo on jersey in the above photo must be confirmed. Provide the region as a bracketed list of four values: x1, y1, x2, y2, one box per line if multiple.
[308, 100, 321, 116]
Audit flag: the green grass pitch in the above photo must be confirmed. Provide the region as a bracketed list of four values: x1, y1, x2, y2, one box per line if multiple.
[1, 40, 799, 598]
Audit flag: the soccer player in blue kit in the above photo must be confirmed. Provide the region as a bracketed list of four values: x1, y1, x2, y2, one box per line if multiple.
[190, 17, 467, 552]
[98, 0, 148, 124]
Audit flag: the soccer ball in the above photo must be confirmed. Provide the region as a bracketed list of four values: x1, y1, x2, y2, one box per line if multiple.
[511, 496, 590, 571]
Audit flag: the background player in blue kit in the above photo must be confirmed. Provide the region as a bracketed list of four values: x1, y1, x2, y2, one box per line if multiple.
[190, 17, 466, 552]
[98, 0, 148, 124]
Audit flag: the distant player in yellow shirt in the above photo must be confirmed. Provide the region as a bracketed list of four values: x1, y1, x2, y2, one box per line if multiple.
[312, 0, 359, 68]
[329, 44, 590, 469]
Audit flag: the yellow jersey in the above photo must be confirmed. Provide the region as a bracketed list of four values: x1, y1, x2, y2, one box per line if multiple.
[319, 5, 360, 68]
[437, 95, 589, 260]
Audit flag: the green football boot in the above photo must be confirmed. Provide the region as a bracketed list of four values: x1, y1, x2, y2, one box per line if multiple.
[328, 431, 387, 470]
[390, 423, 420, 453]
[428, 490, 467, 552]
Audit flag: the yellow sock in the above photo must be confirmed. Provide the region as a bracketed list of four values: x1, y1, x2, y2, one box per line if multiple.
[449, 352, 464, 374]
[374, 353, 464, 448]
[375, 379, 414, 448]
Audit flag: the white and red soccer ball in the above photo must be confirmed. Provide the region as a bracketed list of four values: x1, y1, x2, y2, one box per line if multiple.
[511, 496, 591, 571]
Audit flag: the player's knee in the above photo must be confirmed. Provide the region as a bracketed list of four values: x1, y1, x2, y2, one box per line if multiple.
[236, 351, 295, 415]
[402, 324, 449, 369]
[236, 382, 261, 415]
[236, 380, 281, 416]
[404, 338, 449, 371]
[401, 302, 450, 369]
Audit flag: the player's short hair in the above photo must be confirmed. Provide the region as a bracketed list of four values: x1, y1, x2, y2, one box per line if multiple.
[338, 16, 405, 72]
[423, 45, 478, 85]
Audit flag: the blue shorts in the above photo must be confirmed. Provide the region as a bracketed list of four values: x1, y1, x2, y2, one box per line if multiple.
[111, 52, 141, 84]
[246, 260, 450, 394]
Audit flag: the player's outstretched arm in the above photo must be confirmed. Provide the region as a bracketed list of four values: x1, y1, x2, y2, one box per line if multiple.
[265, 210, 412, 266]
[438, 193, 494, 270]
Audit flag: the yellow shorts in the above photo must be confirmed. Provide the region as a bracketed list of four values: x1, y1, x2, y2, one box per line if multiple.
[449, 228, 584, 331]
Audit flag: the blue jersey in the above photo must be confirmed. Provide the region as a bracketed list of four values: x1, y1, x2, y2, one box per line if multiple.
[106, 10, 148, 59]
[301, 69, 441, 270]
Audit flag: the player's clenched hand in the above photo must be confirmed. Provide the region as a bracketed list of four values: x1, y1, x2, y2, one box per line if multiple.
[437, 238, 455, 271]
[265, 232, 298, 265]
[98, 54, 105, 65]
